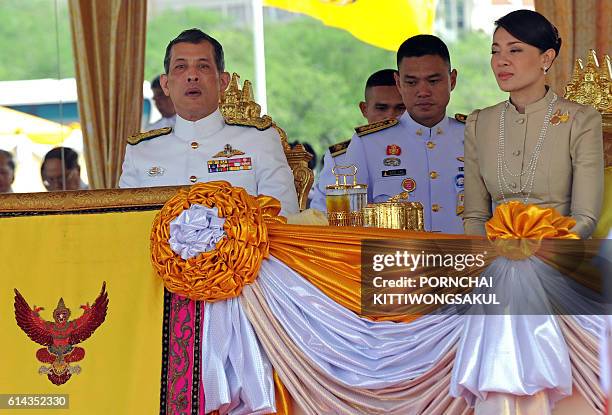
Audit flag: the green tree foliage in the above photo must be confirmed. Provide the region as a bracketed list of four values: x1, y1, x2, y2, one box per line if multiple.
[0, 3, 506, 166]
[0, 0, 73, 80]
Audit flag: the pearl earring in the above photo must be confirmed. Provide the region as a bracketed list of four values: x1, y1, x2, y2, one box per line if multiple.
[543, 66, 548, 75]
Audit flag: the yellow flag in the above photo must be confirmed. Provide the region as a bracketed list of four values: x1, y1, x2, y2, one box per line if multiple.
[264, 0, 437, 51]
[0, 211, 163, 414]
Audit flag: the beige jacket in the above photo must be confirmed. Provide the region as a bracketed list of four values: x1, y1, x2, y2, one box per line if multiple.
[463, 88, 604, 238]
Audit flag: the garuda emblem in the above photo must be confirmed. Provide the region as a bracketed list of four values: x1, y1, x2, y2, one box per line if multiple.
[14, 282, 108, 385]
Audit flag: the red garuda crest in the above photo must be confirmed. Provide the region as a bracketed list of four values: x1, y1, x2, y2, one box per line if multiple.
[14, 282, 108, 385]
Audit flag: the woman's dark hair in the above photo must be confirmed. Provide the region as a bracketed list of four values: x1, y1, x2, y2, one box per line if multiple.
[495, 10, 562, 57]
[41, 147, 80, 175]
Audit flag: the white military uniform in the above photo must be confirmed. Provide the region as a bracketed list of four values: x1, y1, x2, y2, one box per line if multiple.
[147, 115, 176, 131]
[119, 110, 299, 216]
[313, 112, 465, 234]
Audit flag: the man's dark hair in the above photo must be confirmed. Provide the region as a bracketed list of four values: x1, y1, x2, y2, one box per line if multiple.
[163, 28, 225, 74]
[0, 149, 15, 171]
[396, 34, 451, 69]
[151, 75, 162, 90]
[495, 10, 562, 56]
[41, 147, 79, 175]
[365, 69, 398, 96]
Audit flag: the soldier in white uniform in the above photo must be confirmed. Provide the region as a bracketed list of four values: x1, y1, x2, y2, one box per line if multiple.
[310, 69, 405, 211]
[119, 29, 298, 216]
[314, 34, 466, 234]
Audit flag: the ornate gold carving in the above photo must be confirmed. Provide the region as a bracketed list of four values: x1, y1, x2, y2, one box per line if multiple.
[219, 73, 314, 210]
[0, 187, 185, 214]
[564, 50, 612, 114]
[220, 73, 273, 130]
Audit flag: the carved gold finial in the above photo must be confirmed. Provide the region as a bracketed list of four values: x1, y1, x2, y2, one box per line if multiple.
[220, 73, 273, 130]
[564, 50, 612, 114]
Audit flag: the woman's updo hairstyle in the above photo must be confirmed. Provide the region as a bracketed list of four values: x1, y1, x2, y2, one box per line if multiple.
[495, 9, 562, 57]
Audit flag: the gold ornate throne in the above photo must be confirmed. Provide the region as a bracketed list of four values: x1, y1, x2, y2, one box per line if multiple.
[564, 50, 612, 167]
[219, 73, 314, 211]
[565, 50, 612, 237]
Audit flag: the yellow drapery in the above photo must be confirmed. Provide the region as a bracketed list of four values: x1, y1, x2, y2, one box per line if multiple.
[534, 0, 611, 94]
[0, 211, 164, 414]
[68, 0, 147, 189]
[151, 184, 603, 324]
[263, 0, 436, 51]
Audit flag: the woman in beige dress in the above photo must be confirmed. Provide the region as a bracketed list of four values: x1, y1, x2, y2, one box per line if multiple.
[463, 10, 604, 238]
[457, 9, 605, 415]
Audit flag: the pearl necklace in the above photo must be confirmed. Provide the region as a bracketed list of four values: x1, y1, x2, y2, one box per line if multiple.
[496, 92, 558, 204]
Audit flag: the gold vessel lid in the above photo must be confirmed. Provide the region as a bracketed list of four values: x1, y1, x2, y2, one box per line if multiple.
[326, 165, 367, 190]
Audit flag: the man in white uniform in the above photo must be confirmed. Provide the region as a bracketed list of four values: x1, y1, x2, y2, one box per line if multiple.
[310, 69, 405, 211]
[313, 35, 465, 234]
[119, 29, 298, 216]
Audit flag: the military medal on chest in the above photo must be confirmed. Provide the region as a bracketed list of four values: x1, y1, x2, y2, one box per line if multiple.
[208, 144, 252, 173]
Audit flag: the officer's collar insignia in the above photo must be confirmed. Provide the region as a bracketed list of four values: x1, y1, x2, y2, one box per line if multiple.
[147, 166, 165, 177]
[550, 109, 570, 125]
[456, 156, 464, 163]
[355, 118, 399, 137]
[128, 127, 172, 145]
[436, 127, 444, 135]
[415, 128, 423, 136]
[329, 139, 351, 158]
[213, 144, 246, 158]
[454, 113, 467, 124]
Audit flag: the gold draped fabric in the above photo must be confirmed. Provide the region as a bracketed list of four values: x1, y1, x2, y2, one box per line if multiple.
[152, 184, 604, 325]
[534, 0, 611, 94]
[68, 0, 147, 189]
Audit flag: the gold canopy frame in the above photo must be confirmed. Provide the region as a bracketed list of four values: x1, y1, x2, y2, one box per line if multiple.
[220, 73, 314, 211]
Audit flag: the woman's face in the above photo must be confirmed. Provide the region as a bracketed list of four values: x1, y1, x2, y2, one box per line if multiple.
[491, 27, 553, 93]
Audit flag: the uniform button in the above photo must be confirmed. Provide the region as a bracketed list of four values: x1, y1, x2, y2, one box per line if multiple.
[191, 141, 199, 149]
[513, 149, 521, 156]
[430, 171, 439, 179]
[432, 204, 440, 212]
[426, 141, 436, 149]
[516, 118, 525, 124]
[510, 182, 517, 189]
[189, 175, 197, 183]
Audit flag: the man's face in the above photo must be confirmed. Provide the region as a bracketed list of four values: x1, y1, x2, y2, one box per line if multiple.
[360, 85, 406, 123]
[42, 159, 81, 191]
[0, 155, 14, 193]
[152, 86, 176, 118]
[395, 55, 456, 128]
[161, 41, 230, 121]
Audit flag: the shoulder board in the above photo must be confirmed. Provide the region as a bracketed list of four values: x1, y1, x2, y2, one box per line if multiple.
[328, 139, 351, 158]
[454, 113, 467, 124]
[355, 118, 398, 137]
[224, 115, 273, 131]
[127, 127, 172, 145]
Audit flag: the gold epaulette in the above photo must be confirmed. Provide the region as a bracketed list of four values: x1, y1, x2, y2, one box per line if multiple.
[127, 127, 172, 145]
[224, 115, 273, 131]
[328, 139, 351, 158]
[454, 113, 467, 123]
[355, 118, 399, 137]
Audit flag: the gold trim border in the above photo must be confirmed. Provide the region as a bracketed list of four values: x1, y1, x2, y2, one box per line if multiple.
[0, 186, 185, 214]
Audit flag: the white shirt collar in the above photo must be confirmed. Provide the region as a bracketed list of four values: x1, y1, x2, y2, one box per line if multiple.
[173, 109, 225, 141]
[400, 111, 450, 138]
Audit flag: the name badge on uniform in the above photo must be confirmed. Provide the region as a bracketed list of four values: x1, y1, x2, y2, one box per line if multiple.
[147, 166, 165, 177]
[208, 157, 252, 173]
[382, 169, 406, 177]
